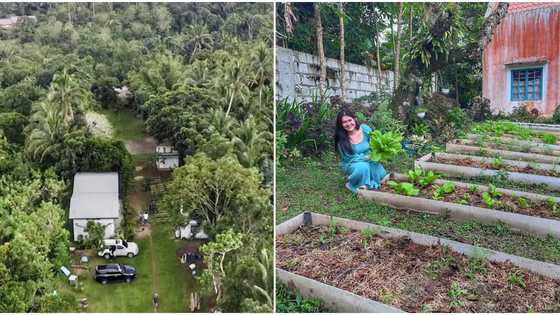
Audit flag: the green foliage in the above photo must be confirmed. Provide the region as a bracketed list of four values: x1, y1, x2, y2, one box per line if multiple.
[542, 133, 557, 145]
[487, 183, 502, 198]
[388, 180, 420, 196]
[517, 197, 529, 209]
[360, 227, 377, 249]
[547, 197, 559, 215]
[0, 139, 72, 312]
[481, 192, 497, 208]
[0, 112, 27, 145]
[448, 281, 467, 308]
[407, 167, 440, 187]
[160, 153, 271, 234]
[431, 183, 455, 200]
[369, 130, 404, 163]
[84, 221, 105, 249]
[507, 271, 526, 289]
[276, 283, 325, 313]
[491, 156, 504, 169]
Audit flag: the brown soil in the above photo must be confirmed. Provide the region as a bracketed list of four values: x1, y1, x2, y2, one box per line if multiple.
[135, 224, 152, 239]
[277, 226, 560, 312]
[379, 182, 559, 220]
[434, 157, 560, 177]
[125, 136, 157, 155]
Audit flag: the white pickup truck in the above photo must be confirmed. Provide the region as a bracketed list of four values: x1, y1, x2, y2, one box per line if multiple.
[98, 239, 139, 259]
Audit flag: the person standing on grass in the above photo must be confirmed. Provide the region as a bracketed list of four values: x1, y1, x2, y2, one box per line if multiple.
[334, 109, 387, 193]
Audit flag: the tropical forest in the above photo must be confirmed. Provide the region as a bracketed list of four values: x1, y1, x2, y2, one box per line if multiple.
[0, 2, 272, 313]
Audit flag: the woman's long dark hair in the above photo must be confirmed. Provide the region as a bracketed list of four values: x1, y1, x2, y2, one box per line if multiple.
[334, 109, 360, 155]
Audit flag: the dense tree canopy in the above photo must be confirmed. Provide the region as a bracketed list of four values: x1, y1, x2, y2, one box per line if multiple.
[0, 3, 273, 311]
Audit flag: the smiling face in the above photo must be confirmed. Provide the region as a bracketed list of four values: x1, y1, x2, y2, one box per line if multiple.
[341, 115, 357, 132]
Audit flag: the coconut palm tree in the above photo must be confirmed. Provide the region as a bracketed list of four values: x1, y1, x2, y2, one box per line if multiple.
[232, 115, 271, 168]
[220, 59, 250, 118]
[250, 41, 272, 109]
[184, 24, 214, 63]
[47, 68, 90, 124]
[26, 102, 68, 163]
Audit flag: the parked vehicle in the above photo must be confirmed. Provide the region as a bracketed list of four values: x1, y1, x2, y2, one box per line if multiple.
[98, 239, 139, 259]
[95, 264, 136, 284]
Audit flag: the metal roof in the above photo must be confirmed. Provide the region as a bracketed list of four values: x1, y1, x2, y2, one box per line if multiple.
[69, 173, 120, 219]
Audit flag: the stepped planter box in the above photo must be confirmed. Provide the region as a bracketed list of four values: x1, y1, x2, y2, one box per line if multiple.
[456, 138, 560, 156]
[466, 133, 560, 151]
[415, 153, 560, 191]
[277, 212, 560, 313]
[446, 141, 560, 164]
[358, 173, 560, 238]
[513, 122, 560, 135]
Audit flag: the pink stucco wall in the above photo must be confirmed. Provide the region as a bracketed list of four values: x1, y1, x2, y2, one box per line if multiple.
[483, 5, 560, 116]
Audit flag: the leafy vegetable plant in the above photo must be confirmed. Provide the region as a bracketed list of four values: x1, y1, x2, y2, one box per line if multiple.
[431, 182, 455, 200]
[482, 192, 497, 208]
[542, 133, 557, 145]
[419, 171, 439, 187]
[487, 183, 502, 198]
[517, 197, 529, 208]
[369, 130, 404, 163]
[388, 181, 420, 196]
[407, 167, 440, 187]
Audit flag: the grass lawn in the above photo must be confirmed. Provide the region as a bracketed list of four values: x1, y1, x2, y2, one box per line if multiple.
[276, 153, 560, 264]
[60, 223, 195, 312]
[100, 109, 146, 141]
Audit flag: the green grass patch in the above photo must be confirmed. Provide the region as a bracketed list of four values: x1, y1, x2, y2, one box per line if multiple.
[277, 154, 560, 264]
[100, 109, 146, 141]
[59, 223, 195, 312]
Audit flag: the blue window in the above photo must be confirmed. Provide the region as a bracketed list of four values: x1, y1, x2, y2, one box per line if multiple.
[511, 68, 543, 101]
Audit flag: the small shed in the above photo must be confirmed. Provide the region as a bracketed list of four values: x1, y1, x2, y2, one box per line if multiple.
[0, 16, 36, 29]
[69, 173, 121, 241]
[156, 145, 179, 171]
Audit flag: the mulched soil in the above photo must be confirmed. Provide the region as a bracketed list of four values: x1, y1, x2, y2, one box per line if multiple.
[277, 226, 560, 312]
[434, 157, 560, 177]
[379, 182, 559, 220]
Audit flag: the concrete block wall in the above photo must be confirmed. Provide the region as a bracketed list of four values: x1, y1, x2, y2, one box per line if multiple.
[276, 47, 394, 103]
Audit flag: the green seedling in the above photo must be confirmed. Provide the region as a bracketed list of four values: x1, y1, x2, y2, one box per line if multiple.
[517, 197, 529, 208]
[546, 197, 559, 215]
[507, 271, 526, 289]
[328, 219, 338, 237]
[419, 171, 439, 187]
[388, 181, 420, 196]
[360, 227, 377, 249]
[482, 192, 497, 208]
[407, 168, 424, 184]
[378, 288, 397, 304]
[491, 156, 504, 169]
[456, 193, 470, 205]
[432, 182, 455, 200]
[487, 183, 502, 198]
[468, 185, 479, 193]
[448, 281, 467, 308]
[465, 256, 488, 280]
[542, 133, 557, 145]
[319, 233, 328, 245]
[494, 222, 508, 236]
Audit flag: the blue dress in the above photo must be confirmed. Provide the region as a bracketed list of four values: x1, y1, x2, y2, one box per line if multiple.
[339, 124, 387, 193]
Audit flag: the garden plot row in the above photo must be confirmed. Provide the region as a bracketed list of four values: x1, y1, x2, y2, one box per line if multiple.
[416, 152, 560, 191]
[358, 173, 560, 238]
[276, 213, 560, 313]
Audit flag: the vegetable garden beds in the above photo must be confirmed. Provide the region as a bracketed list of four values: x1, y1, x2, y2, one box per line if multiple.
[465, 134, 560, 151]
[276, 212, 560, 313]
[456, 138, 560, 156]
[416, 153, 560, 191]
[446, 141, 560, 164]
[357, 173, 560, 238]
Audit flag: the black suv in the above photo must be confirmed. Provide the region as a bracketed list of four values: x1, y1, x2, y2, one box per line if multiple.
[95, 264, 136, 284]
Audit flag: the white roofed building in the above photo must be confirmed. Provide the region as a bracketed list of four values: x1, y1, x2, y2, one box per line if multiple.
[156, 145, 179, 171]
[69, 172, 121, 241]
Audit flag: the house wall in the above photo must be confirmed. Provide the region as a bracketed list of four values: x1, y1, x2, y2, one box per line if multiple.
[73, 218, 117, 242]
[483, 6, 560, 116]
[276, 47, 394, 103]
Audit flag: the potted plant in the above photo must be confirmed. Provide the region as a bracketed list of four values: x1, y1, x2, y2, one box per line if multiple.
[415, 107, 427, 118]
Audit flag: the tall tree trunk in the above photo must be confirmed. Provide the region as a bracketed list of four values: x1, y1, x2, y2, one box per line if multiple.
[338, 3, 346, 102]
[314, 3, 327, 101]
[455, 75, 459, 103]
[394, 2, 404, 91]
[375, 20, 383, 95]
[92, 2, 95, 17]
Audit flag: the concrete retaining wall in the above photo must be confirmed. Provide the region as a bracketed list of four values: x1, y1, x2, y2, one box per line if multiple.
[276, 47, 394, 103]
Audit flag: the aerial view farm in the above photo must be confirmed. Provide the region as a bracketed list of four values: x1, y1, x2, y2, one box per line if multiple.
[276, 2, 560, 312]
[0, 2, 273, 312]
